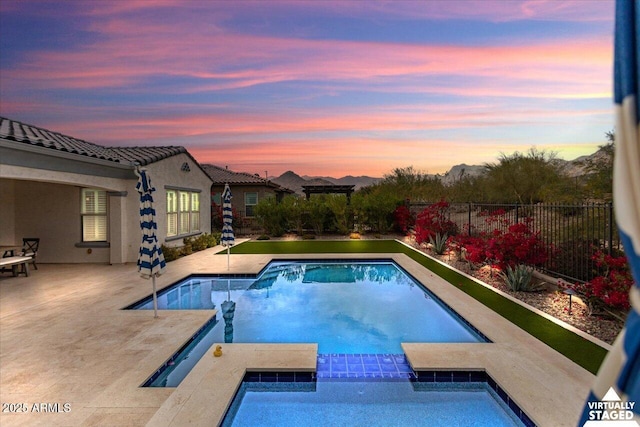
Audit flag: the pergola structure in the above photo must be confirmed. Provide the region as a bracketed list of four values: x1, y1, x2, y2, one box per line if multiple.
[302, 184, 356, 204]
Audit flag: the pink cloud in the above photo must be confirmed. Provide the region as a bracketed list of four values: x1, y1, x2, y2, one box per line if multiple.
[3, 26, 612, 103]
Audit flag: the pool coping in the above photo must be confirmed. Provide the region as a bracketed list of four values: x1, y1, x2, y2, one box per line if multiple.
[145, 252, 595, 427]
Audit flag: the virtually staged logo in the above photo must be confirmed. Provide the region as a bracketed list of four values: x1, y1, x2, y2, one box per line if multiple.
[583, 387, 639, 426]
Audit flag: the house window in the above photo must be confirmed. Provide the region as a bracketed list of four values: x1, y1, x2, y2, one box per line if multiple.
[167, 189, 200, 237]
[179, 191, 190, 235]
[245, 192, 258, 217]
[81, 188, 107, 242]
[167, 190, 178, 237]
[191, 193, 200, 232]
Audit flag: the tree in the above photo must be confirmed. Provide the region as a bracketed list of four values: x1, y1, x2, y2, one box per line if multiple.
[254, 196, 286, 236]
[483, 148, 570, 204]
[280, 195, 305, 235]
[579, 131, 614, 202]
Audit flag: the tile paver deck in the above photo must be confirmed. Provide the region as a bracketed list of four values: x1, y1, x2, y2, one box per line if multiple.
[0, 242, 599, 426]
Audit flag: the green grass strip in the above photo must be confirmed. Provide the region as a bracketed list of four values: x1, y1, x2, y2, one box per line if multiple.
[225, 239, 608, 373]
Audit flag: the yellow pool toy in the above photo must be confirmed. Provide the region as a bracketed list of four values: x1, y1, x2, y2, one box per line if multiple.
[213, 345, 223, 357]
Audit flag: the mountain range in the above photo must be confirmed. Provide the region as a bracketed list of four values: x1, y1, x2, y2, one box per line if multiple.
[272, 146, 609, 195]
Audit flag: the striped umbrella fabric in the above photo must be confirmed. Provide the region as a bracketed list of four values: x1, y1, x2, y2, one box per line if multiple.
[136, 168, 166, 318]
[221, 183, 235, 270]
[579, 1, 640, 425]
[221, 183, 235, 247]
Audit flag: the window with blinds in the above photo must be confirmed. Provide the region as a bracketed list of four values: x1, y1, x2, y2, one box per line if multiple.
[167, 190, 178, 237]
[166, 189, 200, 237]
[190, 192, 200, 232]
[81, 188, 107, 242]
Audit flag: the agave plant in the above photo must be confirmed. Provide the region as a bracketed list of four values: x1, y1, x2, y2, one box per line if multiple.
[501, 264, 533, 292]
[428, 232, 449, 255]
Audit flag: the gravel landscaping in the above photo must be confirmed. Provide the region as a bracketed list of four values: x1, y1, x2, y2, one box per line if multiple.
[419, 246, 624, 345]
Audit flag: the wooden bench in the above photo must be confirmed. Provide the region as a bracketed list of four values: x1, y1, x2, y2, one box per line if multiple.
[0, 256, 32, 277]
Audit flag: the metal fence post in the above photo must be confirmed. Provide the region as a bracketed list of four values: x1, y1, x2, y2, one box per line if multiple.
[608, 202, 614, 255]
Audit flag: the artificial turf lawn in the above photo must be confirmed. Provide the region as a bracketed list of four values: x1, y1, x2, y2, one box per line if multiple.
[224, 239, 608, 374]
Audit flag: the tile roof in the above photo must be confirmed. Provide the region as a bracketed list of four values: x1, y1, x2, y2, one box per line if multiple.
[202, 164, 267, 184]
[202, 164, 294, 193]
[0, 116, 187, 166]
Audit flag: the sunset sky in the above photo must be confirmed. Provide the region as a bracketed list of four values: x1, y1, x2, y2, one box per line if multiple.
[0, 0, 616, 177]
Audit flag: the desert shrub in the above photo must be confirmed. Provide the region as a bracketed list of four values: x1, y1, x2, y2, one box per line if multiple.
[428, 232, 449, 255]
[501, 265, 534, 291]
[451, 215, 549, 270]
[567, 251, 633, 312]
[393, 204, 414, 233]
[414, 200, 458, 244]
[325, 194, 352, 235]
[281, 195, 305, 235]
[160, 245, 181, 262]
[254, 196, 286, 236]
[307, 196, 331, 235]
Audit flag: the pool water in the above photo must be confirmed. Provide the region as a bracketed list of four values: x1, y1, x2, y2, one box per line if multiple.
[222, 380, 526, 427]
[133, 260, 484, 354]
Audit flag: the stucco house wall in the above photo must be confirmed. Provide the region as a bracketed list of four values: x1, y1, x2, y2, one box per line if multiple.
[144, 154, 212, 250]
[0, 117, 212, 265]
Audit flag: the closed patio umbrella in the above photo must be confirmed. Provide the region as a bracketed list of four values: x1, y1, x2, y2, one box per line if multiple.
[136, 168, 166, 318]
[221, 183, 235, 270]
[579, 1, 640, 424]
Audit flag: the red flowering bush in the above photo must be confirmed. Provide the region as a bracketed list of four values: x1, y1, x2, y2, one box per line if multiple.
[451, 213, 549, 270]
[414, 200, 458, 244]
[567, 251, 633, 311]
[393, 205, 414, 233]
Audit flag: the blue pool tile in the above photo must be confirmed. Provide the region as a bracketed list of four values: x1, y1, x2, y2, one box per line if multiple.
[296, 372, 314, 382]
[244, 372, 261, 382]
[397, 364, 413, 373]
[317, 363, 330, 372]
[497, 386, 509, 403]
[470, 371, 487, 382]
[487, 376, 497, 391]
[416, 371, 435, 382]
[436, 371, 453, 382]
[278, 372, 295, 382]
[261, 372, 277, 382]
[452, 371, 470, 382]
[379, 363, 397, 372]
[348, 363, 364, 372]
[362, 356, 377, 364]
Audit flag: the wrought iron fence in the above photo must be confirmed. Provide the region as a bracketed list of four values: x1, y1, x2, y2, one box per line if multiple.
[410, 202, 619, 283]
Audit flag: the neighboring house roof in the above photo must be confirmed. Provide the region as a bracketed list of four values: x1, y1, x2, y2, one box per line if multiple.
[202, 164, 294, 193]
[0, 116, 189, 167]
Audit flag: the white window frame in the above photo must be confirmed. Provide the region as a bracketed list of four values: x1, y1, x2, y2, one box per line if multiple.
[81, 188, 108, 242]
[166, 188, 200, 237]
[167, 190, 178, 237]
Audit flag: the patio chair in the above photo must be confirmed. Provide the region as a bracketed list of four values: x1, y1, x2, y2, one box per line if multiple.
[21, 238, 39, 270]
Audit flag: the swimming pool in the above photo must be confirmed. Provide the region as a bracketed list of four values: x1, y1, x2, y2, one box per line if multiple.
[131, 260, 485, 354]
[131, 260, 487, 387]
[221, 377, 530, 426]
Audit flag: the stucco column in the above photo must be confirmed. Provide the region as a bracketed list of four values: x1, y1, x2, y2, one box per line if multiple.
[108, 191, 127, 264]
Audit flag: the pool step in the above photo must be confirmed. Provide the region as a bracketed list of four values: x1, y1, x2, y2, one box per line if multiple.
[316, 354, 416, 379]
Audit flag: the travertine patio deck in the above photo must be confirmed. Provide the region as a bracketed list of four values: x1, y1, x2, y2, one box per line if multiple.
[0, 242, 600, 426]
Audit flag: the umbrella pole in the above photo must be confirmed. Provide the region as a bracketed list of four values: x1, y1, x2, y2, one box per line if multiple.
[152, 275, 159, 318]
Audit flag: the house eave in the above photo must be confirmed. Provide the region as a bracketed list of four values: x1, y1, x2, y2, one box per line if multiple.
[0, 138, 136, 179]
